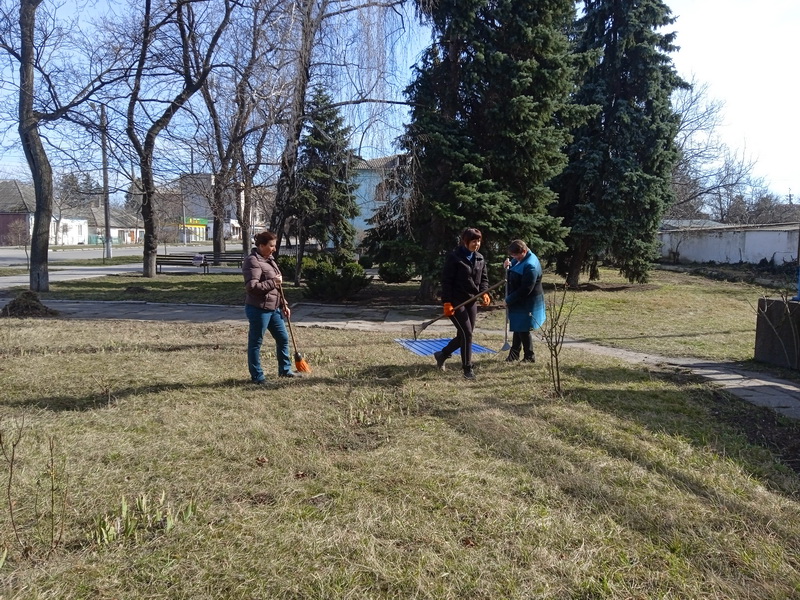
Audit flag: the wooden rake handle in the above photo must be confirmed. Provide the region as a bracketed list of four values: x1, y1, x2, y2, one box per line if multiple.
[277, 284, 300, 355]
[413, 279, 505, 339]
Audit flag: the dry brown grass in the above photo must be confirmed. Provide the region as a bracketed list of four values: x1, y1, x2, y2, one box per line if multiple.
[0, 316, 799, 598]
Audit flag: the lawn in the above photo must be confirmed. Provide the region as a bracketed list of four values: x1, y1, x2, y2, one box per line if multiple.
[1, 277, 800, 597]
[25, 266, 785, 363]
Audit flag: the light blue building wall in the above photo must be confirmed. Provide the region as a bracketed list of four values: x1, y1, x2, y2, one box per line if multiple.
[351, 155, 403, 242]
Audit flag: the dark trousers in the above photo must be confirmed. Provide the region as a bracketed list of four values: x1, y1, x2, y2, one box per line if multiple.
[441, 302, 478, 370]
[510, 331, 534, 359]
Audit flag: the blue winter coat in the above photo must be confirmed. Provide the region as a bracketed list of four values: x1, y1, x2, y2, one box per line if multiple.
[505, 250, 545, 332]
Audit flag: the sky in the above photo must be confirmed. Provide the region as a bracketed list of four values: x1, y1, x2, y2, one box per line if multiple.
[665, 0, 800, 199]
[2, 0, 798, 200]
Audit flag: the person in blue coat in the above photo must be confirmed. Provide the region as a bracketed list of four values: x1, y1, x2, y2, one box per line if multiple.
[503, 240, 545, 362]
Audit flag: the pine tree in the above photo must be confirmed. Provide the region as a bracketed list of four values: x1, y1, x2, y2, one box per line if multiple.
[292, 87, 360, 281]
[402, 0, 581, 298]
[554, 0, 685, 286]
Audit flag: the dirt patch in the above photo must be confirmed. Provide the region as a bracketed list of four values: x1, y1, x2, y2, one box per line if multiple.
[708, 389, 800, 476]
[125, 286, 150, 294]
[0, 290, 59, 318]
[660, 262, 796, 291]
[577, 282, 660, 292]
[342, 280, 423, 306]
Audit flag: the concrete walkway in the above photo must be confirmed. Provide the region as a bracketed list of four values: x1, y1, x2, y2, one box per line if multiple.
[13, 298, 800, 421]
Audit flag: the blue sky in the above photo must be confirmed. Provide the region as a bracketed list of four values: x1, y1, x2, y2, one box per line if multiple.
[3, 0, 797, 201]
[666, 0, 800, 199]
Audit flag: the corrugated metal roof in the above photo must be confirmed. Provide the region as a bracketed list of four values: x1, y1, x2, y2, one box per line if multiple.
[353, 154, 404, 171]
[0, 180, 36, 213]
[660, 221, 800, 233]
[394, 338, 497, 357]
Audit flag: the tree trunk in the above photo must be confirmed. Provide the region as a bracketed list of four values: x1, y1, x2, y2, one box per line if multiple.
[294, 228, 307, 286]
[417, 276, 438, 303]
[272, 0, 322, 251]
[19, 0, 53, 292]
[210, 174, 228, 263]
[213, 215, 225, 262]
[566, 237, 590, 288]
[238, 177, 252, 255]
[139, 158, 159, 277]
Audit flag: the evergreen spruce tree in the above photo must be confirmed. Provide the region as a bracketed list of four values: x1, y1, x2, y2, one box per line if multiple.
[402, 0, 580, 299]
[554, 0, 685, 286]
[293, 87, 360, 281]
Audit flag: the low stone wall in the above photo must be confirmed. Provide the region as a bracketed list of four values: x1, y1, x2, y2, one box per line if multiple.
[754, 298, 800, 370]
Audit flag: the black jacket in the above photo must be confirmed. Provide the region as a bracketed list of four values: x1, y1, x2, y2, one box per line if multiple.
[441, 246, 489, 305]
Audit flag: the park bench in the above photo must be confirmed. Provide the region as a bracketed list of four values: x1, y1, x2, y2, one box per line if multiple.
[204, 251, 245, 268]
[155, 251, 246, 274]
[156, 253, 210, 274]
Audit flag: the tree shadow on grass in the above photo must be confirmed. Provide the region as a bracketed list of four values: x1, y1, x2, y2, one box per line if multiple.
[430, 361, 800, 495]
[12, 377, 296, 412]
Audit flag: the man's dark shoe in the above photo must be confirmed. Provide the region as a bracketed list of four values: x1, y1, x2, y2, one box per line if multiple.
[252, 379, 269, 386]
[505, 350, 519, 362]
[522, 354, 535, 363]
[434, 351, 447, 371]
[279, 372, 298, 378]
[463, 368, 476, 381]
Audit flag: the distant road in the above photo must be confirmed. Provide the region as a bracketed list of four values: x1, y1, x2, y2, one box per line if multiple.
[0, 244, 215, 267]
[0, 243, 246, 291]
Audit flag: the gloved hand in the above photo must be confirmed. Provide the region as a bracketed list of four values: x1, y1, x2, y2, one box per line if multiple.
[443, 302, 455, 317]
[481, 293, 491, 306]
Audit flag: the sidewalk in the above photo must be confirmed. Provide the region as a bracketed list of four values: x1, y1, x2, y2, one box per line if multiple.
[21, 298, 800, 421]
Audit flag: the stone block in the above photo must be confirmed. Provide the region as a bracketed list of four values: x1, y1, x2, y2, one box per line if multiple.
[754, 298, 800, 370]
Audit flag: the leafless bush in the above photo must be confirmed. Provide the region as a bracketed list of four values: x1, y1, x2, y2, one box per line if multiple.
[540, 284, 577, 397]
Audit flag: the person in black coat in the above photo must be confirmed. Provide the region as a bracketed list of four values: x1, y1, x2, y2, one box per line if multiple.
[434, 227, 491, 380]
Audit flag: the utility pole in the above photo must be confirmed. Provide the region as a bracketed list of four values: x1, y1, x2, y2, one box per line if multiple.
[100, 104, 112, 261]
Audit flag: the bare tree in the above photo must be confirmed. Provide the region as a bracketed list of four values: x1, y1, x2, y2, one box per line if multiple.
[269, 0, 407, 249]
[187, 0, 293, 261]
[120, 0, 235, 277]
[0, 0, 125, 290]
[7, 219, 31, 267]
[669, 77, 760, 221]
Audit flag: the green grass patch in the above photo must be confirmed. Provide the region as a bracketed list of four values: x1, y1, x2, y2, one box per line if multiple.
[479, 268, 779, 362]
[36, 273, 269, 306]
[0, 320, 798, 598]
[9, 264, 793, 363]
[37, 274, 418, 309]
[50, 255, 143, 266]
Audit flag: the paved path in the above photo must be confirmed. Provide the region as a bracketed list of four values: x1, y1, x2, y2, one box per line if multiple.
[2, 264, 799, 420]
[9, 298, 799, 421]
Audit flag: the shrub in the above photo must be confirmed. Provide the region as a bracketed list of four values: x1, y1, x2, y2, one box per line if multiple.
[378, 262, 415, 284]
[329, 248, 355, 268]
[358, 255, 373, 269]
[304, 262, 372, 301]
[276, 255, 297, 277]
[276, 254, 318, 280]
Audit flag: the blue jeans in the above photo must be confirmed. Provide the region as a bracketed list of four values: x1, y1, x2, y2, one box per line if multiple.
[245, 304, 292, 381]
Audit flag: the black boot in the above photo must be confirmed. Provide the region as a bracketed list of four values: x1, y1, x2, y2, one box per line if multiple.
[506, 349, 520, 362]
[522, 352, 535, 363]
[434, 350, 448, 371]
[463, 366, 476, 380]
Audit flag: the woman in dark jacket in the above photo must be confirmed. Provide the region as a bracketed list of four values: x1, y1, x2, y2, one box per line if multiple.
[434, 227, 490, 380]
[242, 231, 294, 383]
[503, 239, 545, 362]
